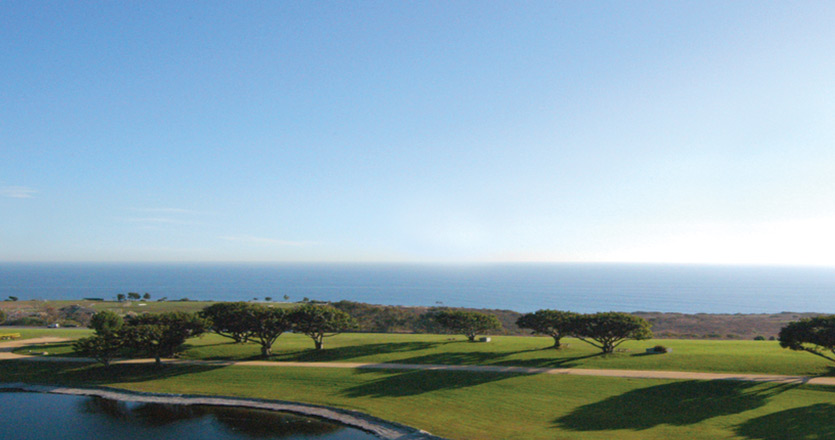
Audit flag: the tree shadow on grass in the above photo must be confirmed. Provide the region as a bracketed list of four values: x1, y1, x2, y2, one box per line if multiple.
[0, 359, 224, 387]
[270, 341, 453, 363]
[342, 368, 522, 398]
[386, 351, 603, 369]
[554, 381, 796, 432]
[12, 342, 76, 356]
[735, 403, 835, 440]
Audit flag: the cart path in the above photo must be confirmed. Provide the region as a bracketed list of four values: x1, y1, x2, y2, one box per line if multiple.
[2, 337, 834, 386]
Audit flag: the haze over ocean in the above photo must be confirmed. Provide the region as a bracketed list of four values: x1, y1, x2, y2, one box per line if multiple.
[2, 263, 834, 314]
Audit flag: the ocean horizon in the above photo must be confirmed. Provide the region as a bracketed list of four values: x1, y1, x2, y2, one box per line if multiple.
[1, 262, 834, 314]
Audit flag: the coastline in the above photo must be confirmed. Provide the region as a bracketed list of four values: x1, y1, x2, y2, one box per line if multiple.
[0, 383, 448, 440]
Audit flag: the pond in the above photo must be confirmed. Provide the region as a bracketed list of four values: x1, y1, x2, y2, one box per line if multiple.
[0, 391, 379, 440]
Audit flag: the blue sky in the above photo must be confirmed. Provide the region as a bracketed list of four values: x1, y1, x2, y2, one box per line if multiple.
[2, 1, 835, 265]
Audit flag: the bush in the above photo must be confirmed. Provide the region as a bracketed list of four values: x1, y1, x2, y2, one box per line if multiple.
[8, 317, 46, 326]
[754, 335, 766, 341]
[651, 345, 669, 353]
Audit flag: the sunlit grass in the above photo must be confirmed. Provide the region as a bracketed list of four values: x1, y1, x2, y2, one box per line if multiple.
[1, 359, 833, 440]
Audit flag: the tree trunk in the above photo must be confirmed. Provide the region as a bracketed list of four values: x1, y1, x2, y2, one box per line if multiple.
[467, 333, 476, 342]
[314, 338, 323, 350]
[551, 337, 561, 349]
[261, 345, 271, 358]
[154, 355, 162, 367]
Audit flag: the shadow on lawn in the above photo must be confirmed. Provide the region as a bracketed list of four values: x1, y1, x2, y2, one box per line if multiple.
[342, 368, 521, 398]
[12, 342, 76, 356]
[0, 359, 224, 387]
[735, 403, 835, 440]
[387, 350, 602, 369]
[271, 341, 454, 363]
[554, 381, 797, 432]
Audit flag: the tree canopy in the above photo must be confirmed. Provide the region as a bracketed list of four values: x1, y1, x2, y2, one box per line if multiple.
[72, 310, 126, 367]
[121, 312, 208, 366]
[73, 332, 122, 367]
[432, 309, 503, 342]
[248, 306, 293, 357]
[89, 310, 124, 334]
[516, 309, 579, 349]
[779, 315, 835, 363]
[290, 304, 355, 350]
[201, 302, 256, 343]
[573, 312, 652, 354]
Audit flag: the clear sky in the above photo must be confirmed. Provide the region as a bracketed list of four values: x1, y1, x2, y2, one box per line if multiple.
[2, 1, 835, 265]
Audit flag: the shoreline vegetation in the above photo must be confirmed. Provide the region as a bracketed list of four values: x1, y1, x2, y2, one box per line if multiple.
[0, 298, 824, 340]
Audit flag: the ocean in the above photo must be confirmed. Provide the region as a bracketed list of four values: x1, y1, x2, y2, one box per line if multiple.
[1, 262, 834, 314]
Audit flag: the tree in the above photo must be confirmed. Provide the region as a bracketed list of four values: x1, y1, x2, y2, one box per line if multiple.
[121, 312, 208, 366]
[116, 293, 126, 302]
[779, 315, 835, 363]
[127, 292, 141, 301]
[248, 306, 293, 357]
[290, 304, 355, 350]
[573, 312, 652, 354]
[432, 309, 503, 342]
[201, 302, 255, 343]
[142, 293, 151, 300]
[516, 309, 579, 349]
[72, 311, 125, 368]
[283, 295, 290, 301]
[8, 296, 18, 302]
[90, 310, 124, 334]
[0, 309, 6, 324]
[73, 332, 122, 368]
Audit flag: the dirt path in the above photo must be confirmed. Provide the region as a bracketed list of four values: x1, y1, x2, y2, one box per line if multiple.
[0, 337, 71, 359]
[2, 338, 834, 386]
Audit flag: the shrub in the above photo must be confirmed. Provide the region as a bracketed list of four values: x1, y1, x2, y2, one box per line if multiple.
[8, 317, 46, 326]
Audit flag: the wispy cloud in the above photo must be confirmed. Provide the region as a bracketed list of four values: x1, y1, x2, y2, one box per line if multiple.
[129, 207, 211, 215]
[220, 235, 317, 247]
[0, 186, 37, 198]
[124, 217, 197, 225]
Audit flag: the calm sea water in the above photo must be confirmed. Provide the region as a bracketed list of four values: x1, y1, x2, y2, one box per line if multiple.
[1, 263, 835, 314]
[0, 391, 376, 440]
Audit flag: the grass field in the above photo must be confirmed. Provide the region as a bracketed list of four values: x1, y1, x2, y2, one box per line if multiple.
[0, 358, 832, 440]
[9, 330, 834, 377]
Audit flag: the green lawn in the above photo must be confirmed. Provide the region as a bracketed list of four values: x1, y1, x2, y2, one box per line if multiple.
[2, 327, 91, 340]
[177, 332, 834, 377]
[10, 331, 834, 377]
[0, 359, 832, 440]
